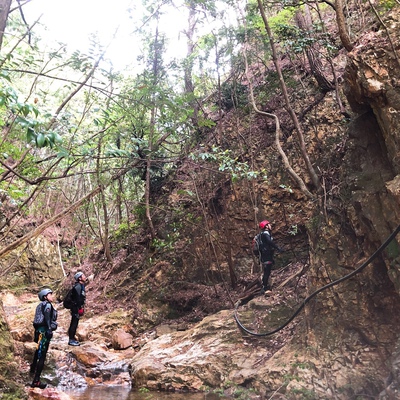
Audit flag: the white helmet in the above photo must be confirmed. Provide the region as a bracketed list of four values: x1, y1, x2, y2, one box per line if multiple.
[74, 271, 84, 281]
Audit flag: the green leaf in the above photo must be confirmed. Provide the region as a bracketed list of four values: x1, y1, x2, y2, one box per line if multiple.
[26, 127, 36, 144]
[32, 106, 39, 118]
[15, 116, 31, 127]
[57, 148, 69, 158]
[21, 104, 31, 116]
[0, 70, 11, 82]
[36, 133, 45, 148]
[54, 133, 63, 144]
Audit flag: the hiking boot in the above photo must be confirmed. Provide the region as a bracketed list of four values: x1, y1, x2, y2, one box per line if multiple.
[68, 339, 80, 346]
[31, 381, 47, 389]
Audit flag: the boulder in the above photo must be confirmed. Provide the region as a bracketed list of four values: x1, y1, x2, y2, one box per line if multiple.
[112, 329, 133, 350]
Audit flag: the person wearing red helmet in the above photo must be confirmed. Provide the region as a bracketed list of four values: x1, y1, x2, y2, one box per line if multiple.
[258, 220, 283, 292]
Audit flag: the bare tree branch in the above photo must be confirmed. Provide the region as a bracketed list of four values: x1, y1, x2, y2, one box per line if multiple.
[0, 186, 102, 259]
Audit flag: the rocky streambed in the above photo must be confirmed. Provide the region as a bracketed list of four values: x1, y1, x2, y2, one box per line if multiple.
[1, 260, 394, 399]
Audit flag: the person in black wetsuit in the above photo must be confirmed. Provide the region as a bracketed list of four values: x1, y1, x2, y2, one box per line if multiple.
[258, 220, 283, 292]
[67, 271, 86, 346]
[30, 288, 58, 389]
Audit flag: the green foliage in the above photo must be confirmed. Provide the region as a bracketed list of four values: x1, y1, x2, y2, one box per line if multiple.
[256, 71, 281, 101]
[151, 235, 178, 252]
[378, 0, 396, 9]
[274, 23, 313, 53]
[197, 116, 216, 128]
[288, 224, 298, 236]
[105, 147, 131, 158]
[112, 222, 138, 242]
[133, 204, 147, 222]
[190, 146, 266, 182]
[0, 84, 38, 117]
[0, 149, 41, 205]
[220, 81, 248, 111]
[250, 4, 338, 58]
[0, 185, 23, 204]
[275, 20, 337, 55]
[70, 50, 96, 73]
[245, 0, 266, 32]
[0, 80, 63, 150]
[269, 7, 296, 32]
[27, 127, 63, 149]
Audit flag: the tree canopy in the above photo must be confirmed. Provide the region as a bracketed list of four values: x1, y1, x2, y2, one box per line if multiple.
[0, 0, 394, 270]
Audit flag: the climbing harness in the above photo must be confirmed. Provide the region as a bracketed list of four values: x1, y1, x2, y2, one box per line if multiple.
[234, 224, 400, 337]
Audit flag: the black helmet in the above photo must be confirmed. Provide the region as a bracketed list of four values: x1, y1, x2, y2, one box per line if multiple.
[38, 288, 53, 301]
[74, 271, 84, 281]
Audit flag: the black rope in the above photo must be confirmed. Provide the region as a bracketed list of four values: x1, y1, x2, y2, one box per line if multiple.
[234, 224, 400, 337]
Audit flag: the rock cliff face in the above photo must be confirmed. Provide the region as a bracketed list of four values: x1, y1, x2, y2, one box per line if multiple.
[0, 235, 63, 290]
[128, 8, 400, 399]
[306, 7, 400, 398]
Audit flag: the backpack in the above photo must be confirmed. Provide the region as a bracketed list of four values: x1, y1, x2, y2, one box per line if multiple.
[33, 302, 46, 328]
[33, 301, 57, 330]
[63, 287, 74, 309]
[252, 234, 263, 256]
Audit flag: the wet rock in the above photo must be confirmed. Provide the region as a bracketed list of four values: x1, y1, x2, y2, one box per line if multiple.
[28, 387, 72, 399]
[155, 324, 176, 337]
[112, 329, 133, 350]
[69, 345, 107, 367]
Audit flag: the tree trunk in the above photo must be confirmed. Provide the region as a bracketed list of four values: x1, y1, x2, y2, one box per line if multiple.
[116, 177, 123, 226]
[96, 75, 114, 262]
[183, 2, 200, 127]
[335, 0, 354, 51]
[0, 0, 11, 51]
[257, 0, 321, 192]
[295, 8, 335, 92]
[145, 26, 161, 239]
[226, 240, 237, 288]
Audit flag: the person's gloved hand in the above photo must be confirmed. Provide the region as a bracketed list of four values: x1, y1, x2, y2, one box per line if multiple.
[78, 307, 84, 316]
[45, 330, 53, 340]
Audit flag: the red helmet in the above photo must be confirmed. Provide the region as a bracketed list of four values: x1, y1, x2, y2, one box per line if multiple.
[259, 220, 270, 229]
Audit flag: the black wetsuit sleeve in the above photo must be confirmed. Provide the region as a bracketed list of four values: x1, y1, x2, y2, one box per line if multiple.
[72, 283, 85, 308]
[261, 231, 281, 251]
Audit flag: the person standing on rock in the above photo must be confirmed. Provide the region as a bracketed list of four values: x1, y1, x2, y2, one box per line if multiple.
[258, 220, 283, 293]
[30, 288, 58, 389]
[67, 271, 87, 346]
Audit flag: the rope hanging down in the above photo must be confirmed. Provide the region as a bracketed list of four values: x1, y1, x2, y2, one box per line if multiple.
[234, 224, 400, 337]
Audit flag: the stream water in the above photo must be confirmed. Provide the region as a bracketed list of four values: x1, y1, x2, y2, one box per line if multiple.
[63, 387, 226, 400]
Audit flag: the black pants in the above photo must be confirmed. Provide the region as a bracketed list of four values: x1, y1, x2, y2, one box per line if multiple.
[31, 330, 50, 382]
[68, 311, 80, 340]
[262, 261, 274, 289]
